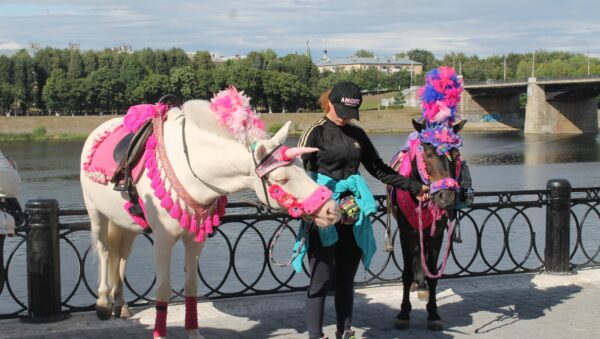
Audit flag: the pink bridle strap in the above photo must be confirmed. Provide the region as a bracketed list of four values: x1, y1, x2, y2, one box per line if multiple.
[255, 145, 319, 178]
[301, 186, 333, 215]
[255, 145, 295, 178]
[430, 178, 460, 194]
[268, 184, 332, 218]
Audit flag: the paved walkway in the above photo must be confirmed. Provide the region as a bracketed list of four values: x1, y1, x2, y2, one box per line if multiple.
[3, 269, 600, 339]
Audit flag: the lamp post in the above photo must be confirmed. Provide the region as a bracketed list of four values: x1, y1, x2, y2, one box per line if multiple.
[377, 83, 381, 111]
[586, 43, 591, 76]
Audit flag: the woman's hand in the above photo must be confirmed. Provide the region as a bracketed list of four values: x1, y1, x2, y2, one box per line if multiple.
[416, 185, 430, 201]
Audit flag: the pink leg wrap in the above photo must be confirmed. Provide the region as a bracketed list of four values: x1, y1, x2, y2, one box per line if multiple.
[185, 296, 199, 330]
[153, 301, 168, 338]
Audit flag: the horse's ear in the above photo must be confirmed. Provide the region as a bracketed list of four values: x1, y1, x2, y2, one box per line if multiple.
[412, 119, 425, 133]
[253, 140, 268, 161]
[453, 119, 467, 134]
[271, 121, 292, 144]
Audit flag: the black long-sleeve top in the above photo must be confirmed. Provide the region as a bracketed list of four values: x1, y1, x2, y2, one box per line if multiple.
[297, 116, 423, 196]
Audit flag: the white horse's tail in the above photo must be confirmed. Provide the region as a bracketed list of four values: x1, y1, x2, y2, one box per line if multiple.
[107, 220, 137, 299]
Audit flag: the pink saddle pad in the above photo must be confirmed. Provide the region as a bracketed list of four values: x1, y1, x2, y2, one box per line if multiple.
[83, 124, 144, 185]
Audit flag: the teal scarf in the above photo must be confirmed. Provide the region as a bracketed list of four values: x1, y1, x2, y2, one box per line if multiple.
[292, 172, 377, 272]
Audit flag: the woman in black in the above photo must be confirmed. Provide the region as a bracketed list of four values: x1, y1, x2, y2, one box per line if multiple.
[298, 81, 428, 339]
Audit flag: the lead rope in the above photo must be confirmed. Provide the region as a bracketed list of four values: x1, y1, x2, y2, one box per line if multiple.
[417, 200, 455, 279]
[383, 190, 394, 252]
[268, 218, 309, 267]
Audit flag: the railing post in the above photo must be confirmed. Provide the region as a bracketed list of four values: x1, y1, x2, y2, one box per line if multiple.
[544, 179, 572, 274]
[0, 234, 5, 293]
[21, 199, 69, 322]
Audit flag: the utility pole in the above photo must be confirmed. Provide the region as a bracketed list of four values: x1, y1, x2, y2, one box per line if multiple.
[532, 50, 535, 77]
[409, 61, 413, 89]
[587, 43, 591, 76]
[503, 55, 507, 81]
[452, 51, 456, 69]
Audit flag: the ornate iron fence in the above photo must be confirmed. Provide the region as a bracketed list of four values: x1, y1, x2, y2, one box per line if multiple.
[1, 183, 599, 319]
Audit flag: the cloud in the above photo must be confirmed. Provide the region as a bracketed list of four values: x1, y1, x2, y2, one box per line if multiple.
[0, 42, 23, 50]
[0, 0, 598, 58]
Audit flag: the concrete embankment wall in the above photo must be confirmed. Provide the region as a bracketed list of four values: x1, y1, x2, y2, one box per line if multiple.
[0, 109, 520, 136]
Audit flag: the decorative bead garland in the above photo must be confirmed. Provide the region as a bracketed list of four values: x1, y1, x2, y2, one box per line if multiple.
[143, 108, 227, 243]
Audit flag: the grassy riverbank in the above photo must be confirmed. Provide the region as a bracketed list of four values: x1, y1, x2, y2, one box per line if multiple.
[0, 108, 523, 142]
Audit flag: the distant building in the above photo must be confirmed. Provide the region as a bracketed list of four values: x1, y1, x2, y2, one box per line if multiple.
[315, 50, 423, 74]
[68, 42, 80, 51]
[211, 54, 246, 63]
[111, 44, 133, 53]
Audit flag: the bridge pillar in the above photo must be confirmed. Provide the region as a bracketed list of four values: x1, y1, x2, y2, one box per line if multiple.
[525, 77, 598, 133]
[460, 89, 523, 127]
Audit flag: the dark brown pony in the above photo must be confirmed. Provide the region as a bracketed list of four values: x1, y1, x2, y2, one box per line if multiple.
[389, 119, 466, 331]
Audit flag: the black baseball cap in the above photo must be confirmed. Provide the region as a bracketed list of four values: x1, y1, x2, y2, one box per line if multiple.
[329, 81, 362, 120]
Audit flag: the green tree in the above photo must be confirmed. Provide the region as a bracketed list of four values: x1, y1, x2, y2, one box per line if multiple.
[268, 54, 319, 104]
[192, 51, 215, 71]
[120, 54, 150, 105]
[32, 48, 67, 112]
[0, 55, 13, 83]
[42, 68, 69, 113]
[82, 51, 99, 75]
[263, 70, 311, 112]
[165, 48, 191, 70]
[132, 73, 171, 103]
[86, 67, 125, 114]
[244, 49, 277, 70]
[169, 66, 199, 100]
[406, 49, 438, 72]
[67, 51, 85, 79]
[12, 50, 35, 115]
[138, 48, 157, 72]
[0, 83, 14, 114]
[154, 50, 170, 75]
[212, 63, 263, 106]
[355, 49, 375, 58]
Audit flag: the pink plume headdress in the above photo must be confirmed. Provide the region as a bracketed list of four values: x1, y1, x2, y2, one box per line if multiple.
[210, 86, 267, 144]
[416, 66, 464, 154]
[417, 66, 463, 126]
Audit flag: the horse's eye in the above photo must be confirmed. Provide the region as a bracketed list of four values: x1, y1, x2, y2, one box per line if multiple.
[275, 178, 289, 186]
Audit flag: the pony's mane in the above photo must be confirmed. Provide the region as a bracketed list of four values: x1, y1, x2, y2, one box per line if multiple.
[177, 87, 268, 147]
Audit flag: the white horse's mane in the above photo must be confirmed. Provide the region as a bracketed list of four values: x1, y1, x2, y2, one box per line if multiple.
[169, 99, 267, 147]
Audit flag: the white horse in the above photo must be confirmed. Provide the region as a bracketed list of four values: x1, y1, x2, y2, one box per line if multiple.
[80, 96, 339, 338]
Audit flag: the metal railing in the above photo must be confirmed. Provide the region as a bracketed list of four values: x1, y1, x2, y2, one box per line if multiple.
[1, 180, 599, 320]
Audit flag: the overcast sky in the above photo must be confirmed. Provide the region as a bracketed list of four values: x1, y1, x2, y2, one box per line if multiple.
[1, 0, 599, 59]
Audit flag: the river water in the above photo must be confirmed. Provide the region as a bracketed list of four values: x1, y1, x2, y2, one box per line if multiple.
[2, 131, 600, 311]
[4, 132, 600, 206]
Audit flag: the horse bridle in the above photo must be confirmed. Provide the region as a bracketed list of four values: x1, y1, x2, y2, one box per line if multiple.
[180, 116, 329, 217]
[415, 144, 461, 195]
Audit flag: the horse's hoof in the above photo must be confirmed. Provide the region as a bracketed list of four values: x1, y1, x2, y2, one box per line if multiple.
[417, 290, 429, 301]
[394, 318, 410, 330]
[113, 304, 132, 318]
[186, 329, 205, 339]
[427, 320, 443, 331]
[96, 305, 113, 320]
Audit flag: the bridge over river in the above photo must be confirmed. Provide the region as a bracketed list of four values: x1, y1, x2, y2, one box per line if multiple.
[461, 75, 600, 133]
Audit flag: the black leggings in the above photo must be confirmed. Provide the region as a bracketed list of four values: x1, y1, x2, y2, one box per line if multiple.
[305, 223, 363, 339]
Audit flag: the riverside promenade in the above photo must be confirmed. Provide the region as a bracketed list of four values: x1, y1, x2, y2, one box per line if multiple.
[2, 269, 600, 339]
